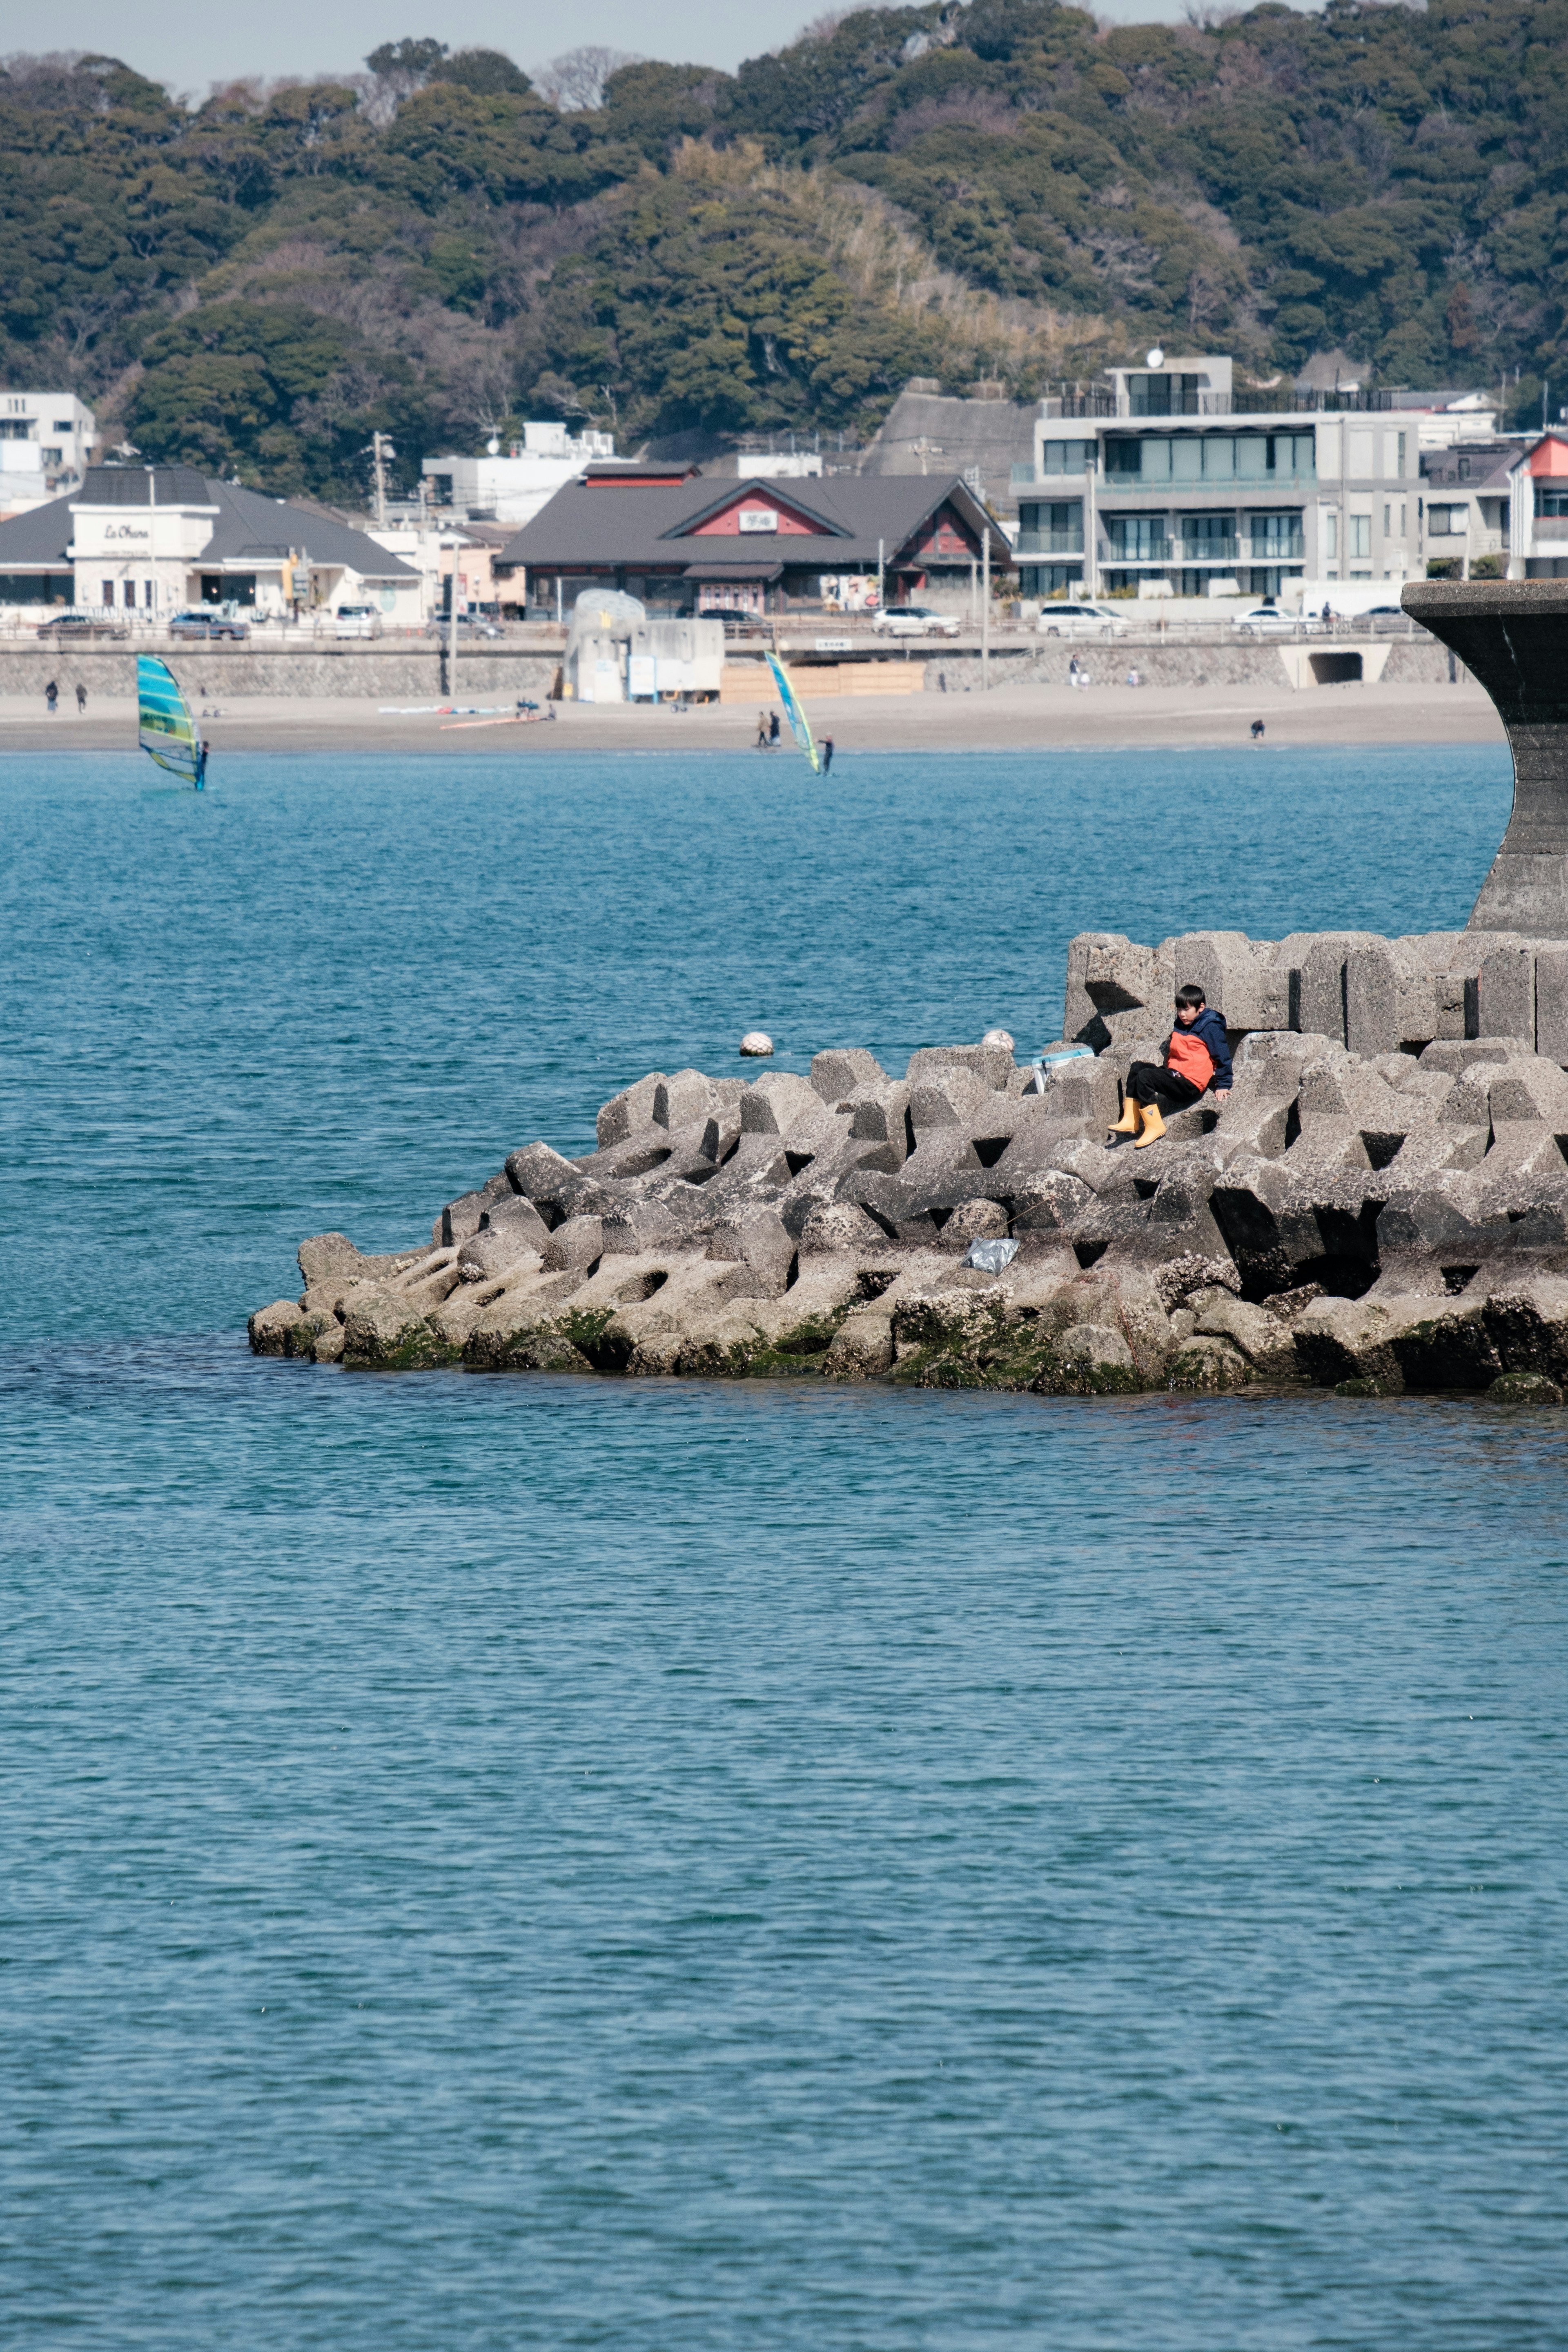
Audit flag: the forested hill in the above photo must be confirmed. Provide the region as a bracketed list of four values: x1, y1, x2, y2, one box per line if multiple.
[4, 0, 1564, 503]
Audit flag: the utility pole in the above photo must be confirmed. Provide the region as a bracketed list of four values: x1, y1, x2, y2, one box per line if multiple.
[877, 536, 885, 613]
[447, 550, 459, 705]
[981, 518, 990, 692]
[367, 430, 395, 528]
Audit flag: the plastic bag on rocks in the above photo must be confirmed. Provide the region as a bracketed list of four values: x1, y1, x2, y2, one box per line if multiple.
[965, 1238, 1020, 1274]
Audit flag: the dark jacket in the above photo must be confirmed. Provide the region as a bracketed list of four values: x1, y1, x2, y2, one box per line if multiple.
[1167, 1006, 1233, 1091]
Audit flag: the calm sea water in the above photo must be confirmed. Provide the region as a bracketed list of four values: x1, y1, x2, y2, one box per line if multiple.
[5, 744, 1567, 2348]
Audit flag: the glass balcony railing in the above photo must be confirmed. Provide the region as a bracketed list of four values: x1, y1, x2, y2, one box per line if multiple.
[1178, 539, 1241, 563]
[1249, 539, 1305, 562]
[1014, 531, 1085, 555]
[1101, 537, 1173, 563]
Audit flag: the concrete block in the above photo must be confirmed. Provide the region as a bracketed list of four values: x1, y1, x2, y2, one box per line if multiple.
[1164, 931, 1283, 1030]
[435, 1189, 487, 1249]
[479, 1192, 552, 1250]
[905, 1043, 1014, 1092]
[540, 1214, 604, 1271]
[810, 1048, 889, 1104]
[1288, 932, 1384, 1044]
[654, 1069, 713, 1129]
[1534, 947, 1568, 1068]
[1343, 942, 1403, 1057]
[1063, 933, 1174, 1050]
[1470, 947, 1536, 1046]
[596, 1072, 664, 1148]
[1487, 1057, 1568, 1125]
[739, 1071, 827, 1137]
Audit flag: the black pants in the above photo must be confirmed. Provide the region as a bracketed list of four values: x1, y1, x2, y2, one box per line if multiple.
[1126, 1061, 1203, 1112]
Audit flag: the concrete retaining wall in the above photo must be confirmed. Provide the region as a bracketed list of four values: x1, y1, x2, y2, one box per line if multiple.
[0, 644, 563, 697]
[0, 635, 1456, 699]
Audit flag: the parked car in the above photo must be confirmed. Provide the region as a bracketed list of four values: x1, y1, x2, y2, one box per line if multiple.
[695, 608, 763, 638]
[872, 604, 962, 638]
[1034, 601, 1130, 638]
[334, 604, 383, 639]
[421, 616, 501, 639]
[169, 608, 249, 641]
[37, 609, 127, 639]
[1231, 606, 1321, 636]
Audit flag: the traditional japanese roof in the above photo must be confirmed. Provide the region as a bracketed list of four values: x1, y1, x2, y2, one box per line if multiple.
[497, 472, 1008, 573]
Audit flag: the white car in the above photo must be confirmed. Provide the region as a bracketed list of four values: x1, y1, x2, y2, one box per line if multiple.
[871, 604, 962, 638]
[334, 604, 383, 639]
[1232, 606, 1316, 636]
[1034, 601, 1130, 638]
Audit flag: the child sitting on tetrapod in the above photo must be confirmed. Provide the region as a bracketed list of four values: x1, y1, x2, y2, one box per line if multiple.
[1107, 984, 1232, 1148]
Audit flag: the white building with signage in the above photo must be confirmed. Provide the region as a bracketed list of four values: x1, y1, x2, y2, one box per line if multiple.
[1020, 353, 1432, 601]
[0, 465, 421, 620]
[0, 390, 97, 508]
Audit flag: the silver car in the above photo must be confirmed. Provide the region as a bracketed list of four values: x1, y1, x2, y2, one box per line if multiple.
[1035, 601, 1130, 639]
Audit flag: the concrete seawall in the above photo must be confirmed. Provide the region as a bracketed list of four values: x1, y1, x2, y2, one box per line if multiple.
[0, 635, 1455, 699]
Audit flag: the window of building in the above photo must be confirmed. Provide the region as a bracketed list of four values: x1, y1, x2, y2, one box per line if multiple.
[1458, 457, 1472, 481]
[122, 581, 136, 606]
[1251, 512, 1305, 559]
[1105, 439, 1142, 478]
[1428, 505, 1466, 535]
[1018, 502, 1082, 552]
[1351, 514, 1372, 558]
[0, 571, 74, 604]
[52, 419, 73, 434]
[1020, 564, 1083, 596]
[1106, 514, 1168, 559]
[101, 581, 114, 605]
[1324, 513, 1339, 560]
[1538, 489, 1568, 517]
[40, 448, 61, 467]
[0, 419, 32, 440]
[1038, 440, 1093, 475]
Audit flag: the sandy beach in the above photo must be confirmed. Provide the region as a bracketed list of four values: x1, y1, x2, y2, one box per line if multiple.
[0, 676, 1503, 758]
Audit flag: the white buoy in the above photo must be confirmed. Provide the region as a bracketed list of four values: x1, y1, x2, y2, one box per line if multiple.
[982, 1027, 1016, 1051]
[739, 1030, 775, 1057]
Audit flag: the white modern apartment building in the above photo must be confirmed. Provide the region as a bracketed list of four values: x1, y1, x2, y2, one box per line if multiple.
[421, 421, 617, 527]
[1018, 354, 1429, 601]
[0, 390, 97, 504]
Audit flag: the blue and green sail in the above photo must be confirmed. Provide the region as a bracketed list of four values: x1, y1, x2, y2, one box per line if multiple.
[765, 650, 820, 775]
[137, 655, 202, 786]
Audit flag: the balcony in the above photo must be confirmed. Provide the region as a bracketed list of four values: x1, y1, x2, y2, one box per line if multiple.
[1129, 392, 1234, 418]
[1014, 530, 1085, 556]
[1178, 538, 1240, 564]
[1249, 538, 1305, 563]
[1100, 537, 1174, 564]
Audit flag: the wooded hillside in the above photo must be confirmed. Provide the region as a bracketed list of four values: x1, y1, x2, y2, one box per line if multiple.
[3, 0, 1562, 502]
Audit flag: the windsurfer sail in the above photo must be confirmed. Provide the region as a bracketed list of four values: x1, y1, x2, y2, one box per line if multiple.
[765, 650, 821, 775]
[137, 655, 203, 787]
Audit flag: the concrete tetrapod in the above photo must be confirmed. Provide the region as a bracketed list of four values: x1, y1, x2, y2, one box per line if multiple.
[248, 939, 1568, 1401]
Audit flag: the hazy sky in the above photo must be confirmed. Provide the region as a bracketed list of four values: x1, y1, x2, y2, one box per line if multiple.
[24, 0, 1320, 97]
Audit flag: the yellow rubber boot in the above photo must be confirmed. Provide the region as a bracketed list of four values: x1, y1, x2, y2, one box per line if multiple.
[1107, 1095, 1142, 1138]
[1134, 1101, 1166, 1147]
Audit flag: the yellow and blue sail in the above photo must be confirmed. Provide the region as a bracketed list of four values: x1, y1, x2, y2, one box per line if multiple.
[137, 655, 202, 786]
[765, 650, 820, 775]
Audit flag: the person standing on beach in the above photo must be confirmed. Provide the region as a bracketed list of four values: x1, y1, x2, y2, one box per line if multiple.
[45, 679, 58, 714]
[1068, 654, 1080, 690]
[75, 683, 87, 713]
[1251, 718, 1265, 742]
[756, 708, 769, 748]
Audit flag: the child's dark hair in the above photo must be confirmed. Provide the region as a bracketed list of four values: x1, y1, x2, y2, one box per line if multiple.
[1174, 984, 1207, 1009]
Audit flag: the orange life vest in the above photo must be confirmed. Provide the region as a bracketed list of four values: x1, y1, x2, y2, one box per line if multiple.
[1166, 1027, 1215, 1089]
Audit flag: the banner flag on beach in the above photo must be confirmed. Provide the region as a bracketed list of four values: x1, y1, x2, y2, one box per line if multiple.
[765, 650, 821, 775]
[137, 655, 201, 787]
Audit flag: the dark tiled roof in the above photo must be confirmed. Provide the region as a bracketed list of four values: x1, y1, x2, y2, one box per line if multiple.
[0, 478, 416, 577]
[0, 492, 74, 563]
[78, 464, 214, 506]
[498, 473, 1006, 571]
[198, 481, 417, 576]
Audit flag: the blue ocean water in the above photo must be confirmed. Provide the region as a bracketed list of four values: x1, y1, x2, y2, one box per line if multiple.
[4, 744, 1568, 2348]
